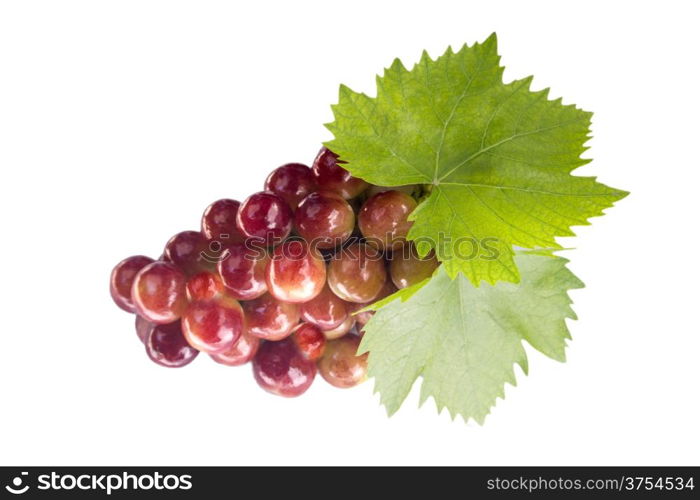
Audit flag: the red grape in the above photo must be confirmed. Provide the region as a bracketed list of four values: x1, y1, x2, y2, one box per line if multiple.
[135, 315, 154, 343]
[145, 321, 199, 368]
[243, 294, 300, 341]
[358, 190, 417, 250]
[300, 283, 349, 330]
[390, 247, 439, 289]
[201, 199, 246, 244]
[266, 239, 326, 303]
[236, 191, 293, 244]
[186, 271, 224, 301]
[318, 335, 368, 388]
[210, 328, 260, 366]
[327, 243, 387, 303]
[264, 163, 317, 209]
[132, 261, 188, 324]
[294, 191, 355, 249]
[217, 242, 269, 300]
[163, 230, 214, 275]
[321, 315, 355, 340]
[182, 296, 244, 354]
[252, 338, 317, 397]
[292, 323, 326, 360]
[110, 255, 155, 312]
[311, 147, 368, 199]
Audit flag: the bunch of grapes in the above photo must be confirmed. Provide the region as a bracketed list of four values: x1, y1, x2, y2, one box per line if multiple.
[110, 147, 439, 398]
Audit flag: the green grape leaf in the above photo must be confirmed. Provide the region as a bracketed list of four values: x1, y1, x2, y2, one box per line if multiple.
[325, 34, 627, 285]
[358, 253, 583, 423]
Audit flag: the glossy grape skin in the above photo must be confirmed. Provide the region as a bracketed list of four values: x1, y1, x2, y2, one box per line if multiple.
[110, 255, 155, 312]
[292, 323, 326, 360]
[358, 190, 417, 250]
[357, 191, 418, 250]
[236, 191, 293, 244]
[201, 199, 246, 243]
[264, 163, 317, 209]
[132, 261, 188, 324]
[243, 294, 300, 341]
[294, 191, 355, 249]
[311, 147, 368, 199]
[217, 243, 269, 300]
[210, 328, 260, 366]
[300, 284, 349, 330]
[135, 315, 154, 343]
[321, 315, 355, 340]
[186, 271, 224, 301]
[252, 338, 317, 397]
[266, 240, 326, 303]
[390, 248, 439, 289]
[182, 296, 244, 354]
[145, 321, 199, 368]
[318, 335, 368, 388]
[327, 243, 387, 303]
[163, 230, 214, 275]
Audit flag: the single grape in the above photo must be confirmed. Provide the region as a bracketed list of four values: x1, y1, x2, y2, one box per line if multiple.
[236, 191, 293, 244]
[300, 283, 349, 330]
[321, 315, 355, 340]
[186, 271, 224, 301]
[264, 163, 317, 209]
[390, 247, 439, 289]
[358, 190, 417, 250]
[294, 190, 355, 249]
[145, 321, 199, 368]
[318, 334, 368, 388]
[201, 198, 246, 243]
[266, 239, 326, 303]
[210, 328, 260, 366]
[163, 230, 213, 275]
[110, 255, 155, 312]
[217, 242, 269, 300]
[292, 323, 326, 360]
[327, 243, 387, 303]
[252, 338, 317, 397]
[311, 147, 368, 199]
[132, 261, 188, 324]
[182, 295, 244, 354]
[243, 293, 300, 341]
[135, 315, 154, 343]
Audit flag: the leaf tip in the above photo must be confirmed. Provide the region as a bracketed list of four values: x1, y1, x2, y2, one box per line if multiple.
[337, 83, 352, 95]
[483, 32, 499, 50]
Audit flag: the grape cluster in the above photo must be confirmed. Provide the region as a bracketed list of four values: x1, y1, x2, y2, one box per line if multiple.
[110, 147, 439, 398]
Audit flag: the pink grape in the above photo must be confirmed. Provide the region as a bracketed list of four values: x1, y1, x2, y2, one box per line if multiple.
[266, 239, 326, 303]
[252, 338, 317, 397]
[132, 261, 188, 324]
[110, 255, 155, 312]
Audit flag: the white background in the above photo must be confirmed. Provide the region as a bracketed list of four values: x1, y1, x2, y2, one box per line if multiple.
[1, 0, 698, 466]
